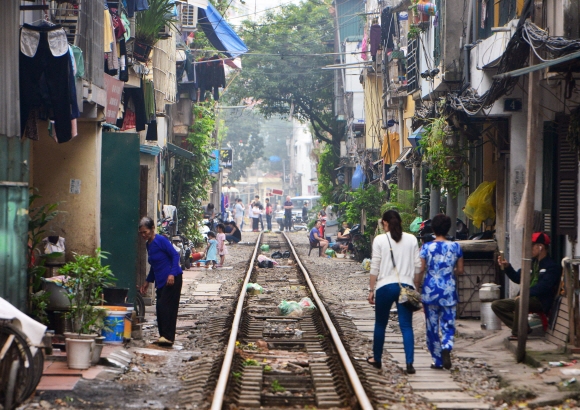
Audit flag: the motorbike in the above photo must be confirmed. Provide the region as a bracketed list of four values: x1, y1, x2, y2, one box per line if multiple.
[171, 234, 186, 270]
[418, 218, 470, 244]
[158, 217, 175, 238]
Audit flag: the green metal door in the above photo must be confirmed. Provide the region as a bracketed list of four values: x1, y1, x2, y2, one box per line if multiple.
[0, 137, 30, 311]
[101, 132, 140, 300]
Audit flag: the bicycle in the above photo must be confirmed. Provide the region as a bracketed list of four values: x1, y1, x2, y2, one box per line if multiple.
[0, 320, 44, 409]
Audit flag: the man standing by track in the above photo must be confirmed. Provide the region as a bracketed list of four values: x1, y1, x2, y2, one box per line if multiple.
[283, 195, 293, 232]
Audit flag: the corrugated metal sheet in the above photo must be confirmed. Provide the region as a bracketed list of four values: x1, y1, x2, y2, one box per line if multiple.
[0, 137, 30, 311]
[337, 0, 365, 44]
[0, 1, 20, 138]
[77, 0, 104, 89]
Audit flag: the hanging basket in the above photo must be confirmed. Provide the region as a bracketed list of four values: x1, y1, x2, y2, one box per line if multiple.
[133, 40, 153, 63]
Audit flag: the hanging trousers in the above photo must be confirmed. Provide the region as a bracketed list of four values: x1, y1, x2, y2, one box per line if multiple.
[20, 24, 72, 143]
[155, 274, 183, 342]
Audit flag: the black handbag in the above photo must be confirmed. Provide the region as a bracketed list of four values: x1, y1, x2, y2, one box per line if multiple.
[386, 234, 422, 312]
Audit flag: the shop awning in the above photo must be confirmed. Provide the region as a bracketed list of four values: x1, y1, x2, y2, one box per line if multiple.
[198, 4, 248, 58]
[167, 143, 195, 160]
[493, 49, 580, 79]
[140, 144, 162, 156]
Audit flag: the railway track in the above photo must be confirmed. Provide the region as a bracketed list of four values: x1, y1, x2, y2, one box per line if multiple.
[177, 232, 495, 410]
[206, 232, 374, 409]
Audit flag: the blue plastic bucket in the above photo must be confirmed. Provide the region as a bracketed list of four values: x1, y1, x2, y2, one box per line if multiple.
[103, 311, 126, 343]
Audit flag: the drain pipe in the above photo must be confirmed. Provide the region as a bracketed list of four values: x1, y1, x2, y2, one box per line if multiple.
[463, 0, 475, 85]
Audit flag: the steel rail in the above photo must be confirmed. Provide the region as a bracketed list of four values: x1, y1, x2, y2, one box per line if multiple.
[284, 233, 374, 410]
[210, 233, 262, 410]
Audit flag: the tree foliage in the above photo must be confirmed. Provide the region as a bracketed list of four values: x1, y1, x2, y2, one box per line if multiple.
[225, 0, 341, 147]
[219, 108, 265, 183]
[171, 102, 216, 243]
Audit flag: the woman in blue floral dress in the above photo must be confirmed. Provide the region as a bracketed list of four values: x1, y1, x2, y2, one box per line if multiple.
[416, 214, 464, 370]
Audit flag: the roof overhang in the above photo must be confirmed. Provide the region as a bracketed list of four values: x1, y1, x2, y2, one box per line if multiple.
[395, 146, 413, 163]
[167, 142, 195, 160]
[493, 49, 580, 80]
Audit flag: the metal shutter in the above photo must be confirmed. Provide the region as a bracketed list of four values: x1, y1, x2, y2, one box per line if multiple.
[555, 113, 578, 236]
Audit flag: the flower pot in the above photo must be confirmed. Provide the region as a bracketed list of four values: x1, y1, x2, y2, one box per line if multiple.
[133, 40, 153, 62]
[65, 338, 93, 369]
[91, 343, 105, 365]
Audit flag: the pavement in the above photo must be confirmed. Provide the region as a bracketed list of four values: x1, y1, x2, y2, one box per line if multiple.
[454, 318, 580, 408]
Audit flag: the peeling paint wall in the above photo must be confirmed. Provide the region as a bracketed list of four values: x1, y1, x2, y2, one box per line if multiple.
[30, 122, 101, 260]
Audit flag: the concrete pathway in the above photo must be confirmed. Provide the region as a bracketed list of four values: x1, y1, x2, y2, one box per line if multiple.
[348, 302, 493, 409]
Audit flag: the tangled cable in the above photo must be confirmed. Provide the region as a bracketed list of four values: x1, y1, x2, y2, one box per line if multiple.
[522, 21, 580, 61]
[448, 24, 530, 115]
[449, 20, 580, 115]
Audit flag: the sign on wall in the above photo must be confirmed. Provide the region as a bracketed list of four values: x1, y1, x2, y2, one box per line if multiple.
[104, 74, 124, 124]
[209, 149, 220, 174]
[220, 149, 233, 168]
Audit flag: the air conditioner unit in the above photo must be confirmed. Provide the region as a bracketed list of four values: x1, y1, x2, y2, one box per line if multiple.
[181, 4, 198, 30]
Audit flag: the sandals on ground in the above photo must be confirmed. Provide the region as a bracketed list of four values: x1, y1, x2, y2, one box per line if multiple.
[366, 356, 381, 369]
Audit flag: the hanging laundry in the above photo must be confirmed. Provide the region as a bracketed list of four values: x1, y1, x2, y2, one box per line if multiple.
[125, 0, 149, 18]
[381, 7, 399, 51]
[197, 56, 226, 101]
[122, 83, 147, 131]
[70, 45, 85, 79]
[20, 24, 76, 143]
[361, 33, 368, 61]
[369, 21, 382, 60]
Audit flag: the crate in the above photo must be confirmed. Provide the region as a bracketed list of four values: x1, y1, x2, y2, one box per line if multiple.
[457, 258, 498, 318]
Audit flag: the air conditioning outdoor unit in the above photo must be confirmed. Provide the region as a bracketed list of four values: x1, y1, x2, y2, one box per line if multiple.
[181, 4, 198, 30]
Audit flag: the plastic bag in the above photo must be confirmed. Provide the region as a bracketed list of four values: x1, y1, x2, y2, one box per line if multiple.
[325, 249, 335, 257]
[464, 181, 496, 227]
[362, 258, 372, 271]
[278, 300, 303, 317]
[299, 297, 316, 310]
[246, 283, 263, 295]
[410, 217, 422, 233]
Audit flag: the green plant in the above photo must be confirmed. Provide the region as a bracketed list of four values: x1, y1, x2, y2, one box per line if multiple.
[271, 379, 285, 393]
[243, 359, 259, 366]
[27, 191, 62, 324]
[418, 115, 465, 197]
[171, 102, 216, 243]
[408, 25, 421, 40]
[60, 249, 116, 335]
[232, 372, 242, 382]
[264, 365, 272, 372]
[135, 0, 178, 45]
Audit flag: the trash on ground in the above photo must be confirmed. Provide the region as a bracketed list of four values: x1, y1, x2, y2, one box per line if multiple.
[247, 283, 264, 295]
[278, 300, 303, 317]
[362, 258, 371, 271]
[299, 297, 316, 310]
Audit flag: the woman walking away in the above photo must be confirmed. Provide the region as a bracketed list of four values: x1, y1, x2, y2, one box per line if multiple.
[367, 210, 421, 374]
[216, 223, 228, 267]
[138, 217, 183, 347]
[416, 213, 464, 370]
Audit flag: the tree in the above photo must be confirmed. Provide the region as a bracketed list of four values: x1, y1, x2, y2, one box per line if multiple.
[260, 117, 292, 174]
[219, 108, 265, 183]
[225, 0, 344, 187]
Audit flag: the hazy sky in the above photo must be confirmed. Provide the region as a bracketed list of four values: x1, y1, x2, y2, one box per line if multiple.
[227, 0, 303, 24]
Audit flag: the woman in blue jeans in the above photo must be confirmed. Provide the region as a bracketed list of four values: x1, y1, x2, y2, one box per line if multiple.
[367, 210, 421, 374]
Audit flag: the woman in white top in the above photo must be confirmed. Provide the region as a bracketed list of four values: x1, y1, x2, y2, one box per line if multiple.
[367, 210, 421, 374]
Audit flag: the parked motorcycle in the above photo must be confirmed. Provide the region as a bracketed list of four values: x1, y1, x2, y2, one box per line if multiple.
[172, 234, 186, 270]
[418, 218, 470, 244]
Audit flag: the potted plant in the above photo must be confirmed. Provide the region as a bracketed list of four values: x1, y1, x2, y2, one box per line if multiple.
[134, 0, 178, 62]
[60, 249, 115, 369]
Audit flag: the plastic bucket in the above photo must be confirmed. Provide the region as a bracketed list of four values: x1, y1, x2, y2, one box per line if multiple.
[103, 311, 126, 343]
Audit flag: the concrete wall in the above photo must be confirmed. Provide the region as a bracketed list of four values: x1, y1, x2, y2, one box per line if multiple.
[30, 121, 101, 260]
